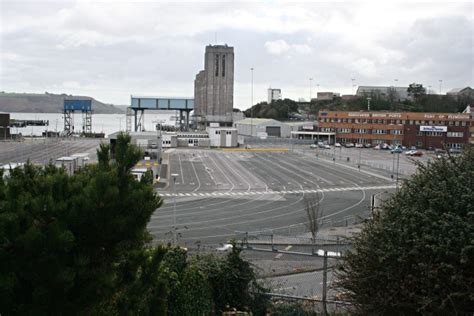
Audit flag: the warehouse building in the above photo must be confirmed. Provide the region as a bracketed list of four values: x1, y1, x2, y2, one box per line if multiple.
[318, 110, 473, 149]
[233, 118, 292, 138]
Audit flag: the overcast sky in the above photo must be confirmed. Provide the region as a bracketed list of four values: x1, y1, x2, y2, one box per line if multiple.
[1, 0, 473, 109]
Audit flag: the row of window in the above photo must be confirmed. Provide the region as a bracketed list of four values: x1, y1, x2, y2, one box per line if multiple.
[320, 117, 469, 126]
[215, 54, 226, 77]
[335, 128, 403, 135]
[415, 132, 464, 137]
[215, 131, 234, 135]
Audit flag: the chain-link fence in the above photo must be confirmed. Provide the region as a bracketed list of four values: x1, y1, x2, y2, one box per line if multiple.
[258, 254, 352, 313]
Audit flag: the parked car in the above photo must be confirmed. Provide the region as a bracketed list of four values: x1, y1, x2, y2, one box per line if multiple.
[323, 144, 331, 149]
[406, 150, 423, 157]
[373, 145, 381, 150]
[381, 143, 391, 150]
[355, 143, 364, 148]
[344, 143, 355, 148]
[364, 143, 372, 148]
[335, 143, 342, 148]
[449, 148, 462, 154]
[310, 144, 318, 149]
[391, 147, 403, 154]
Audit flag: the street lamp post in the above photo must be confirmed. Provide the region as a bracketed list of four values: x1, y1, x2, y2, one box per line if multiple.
[395, 152, 400, 190]
[438, 79, 443, 95]
[351, 78, 356, 95]
[309, 78, 313, 101]
[250, 68, 254, 138]
[171, 173, 179, 245]
[358, 144, 362, 171]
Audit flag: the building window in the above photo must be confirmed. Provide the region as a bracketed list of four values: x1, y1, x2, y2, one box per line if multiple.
[447, 132, 463, 137]
[416, 141, 423, 147]
[426, 132, 443, 137]
[461, 121, 466, 126]
[338, 128, 351, 133]
[373, 129, 387, 134]
[222, 54, 226, 77]
[448, 143, 463, 149]
[391, 130, 403, 135]
[215, 54, 219, 76]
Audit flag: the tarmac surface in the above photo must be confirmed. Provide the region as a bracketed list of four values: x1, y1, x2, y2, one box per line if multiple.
[0, 138, 102, 164]
[151, 148, 396, 248]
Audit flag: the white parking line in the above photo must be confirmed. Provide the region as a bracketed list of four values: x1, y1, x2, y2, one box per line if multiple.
[158, 184, 396, 197]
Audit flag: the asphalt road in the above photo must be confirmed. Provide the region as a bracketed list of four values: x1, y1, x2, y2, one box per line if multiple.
[151, 148, 395, 248]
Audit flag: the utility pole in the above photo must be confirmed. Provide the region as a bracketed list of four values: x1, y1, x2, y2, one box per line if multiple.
[351, 78, 356, 95]
[250, 67, 254, 138]
[396, 153, 400, 191]
[309, 78, 313, 101]
[438, 79, 443, 95]
[171, 173, 179, 245]
[322, 250, 328, 315]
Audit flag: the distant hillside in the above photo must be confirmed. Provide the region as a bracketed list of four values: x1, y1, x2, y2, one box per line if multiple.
[0, 92, 125, 114]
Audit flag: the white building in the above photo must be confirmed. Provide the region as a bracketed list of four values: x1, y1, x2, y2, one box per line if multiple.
[207, 127, 238, 147]
[356, 86, 410, 101]
[267, 88, 282, 103]
[161, 133, 178, 148]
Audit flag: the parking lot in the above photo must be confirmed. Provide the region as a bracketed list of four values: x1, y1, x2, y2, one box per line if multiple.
[151, 148, 396, 248]
[0, 138, 103, 165]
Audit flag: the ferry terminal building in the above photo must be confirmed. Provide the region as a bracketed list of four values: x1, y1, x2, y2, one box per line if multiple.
[317, 110, 473, 150]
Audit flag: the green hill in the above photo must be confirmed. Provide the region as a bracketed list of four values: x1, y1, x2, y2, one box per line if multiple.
[0, 92, 124, 114]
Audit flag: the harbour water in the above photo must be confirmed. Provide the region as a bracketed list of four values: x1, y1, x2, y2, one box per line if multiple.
[10, 111, 179, 137]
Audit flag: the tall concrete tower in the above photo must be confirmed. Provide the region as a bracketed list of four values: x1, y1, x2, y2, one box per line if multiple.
[194, 44, 234, 126]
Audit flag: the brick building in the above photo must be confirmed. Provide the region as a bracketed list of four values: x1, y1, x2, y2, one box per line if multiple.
[318, 110, 473, 149]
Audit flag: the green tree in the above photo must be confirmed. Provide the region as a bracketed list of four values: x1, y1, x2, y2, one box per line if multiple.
[0, 132, 165, 314]
[407, 82, 426, 100]
[205, 241, 269, 315]
[335, 147, 474, 314]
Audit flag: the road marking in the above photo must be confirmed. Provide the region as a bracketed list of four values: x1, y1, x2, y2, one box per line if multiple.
[275, 245, 292, 259]
[158, 184, 396, 197]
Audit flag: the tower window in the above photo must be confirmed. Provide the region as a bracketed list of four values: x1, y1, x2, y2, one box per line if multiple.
[222, 54, 226, 77]
[215, 54, 219, 76]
